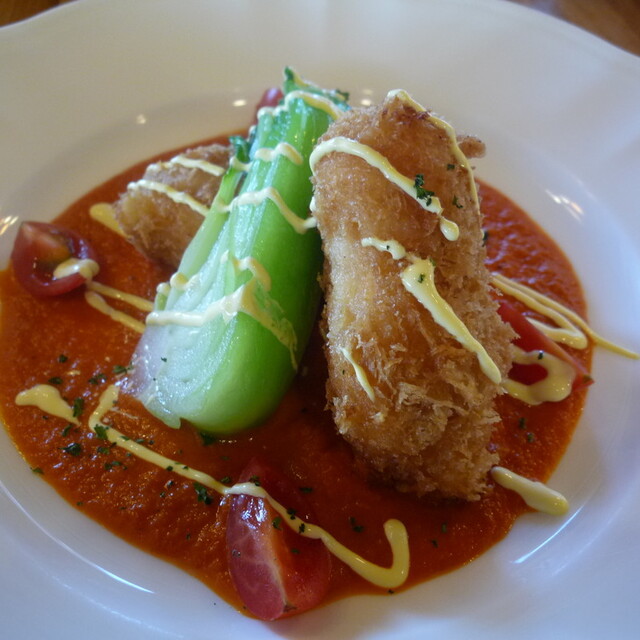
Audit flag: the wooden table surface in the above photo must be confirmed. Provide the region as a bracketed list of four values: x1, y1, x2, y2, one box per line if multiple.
[1, 0, 640, 57]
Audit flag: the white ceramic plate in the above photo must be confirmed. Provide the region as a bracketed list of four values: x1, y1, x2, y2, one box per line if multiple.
[1, 0, 639, 637]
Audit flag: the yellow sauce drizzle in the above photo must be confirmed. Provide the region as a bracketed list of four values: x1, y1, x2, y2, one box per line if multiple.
[309, 136, 458, 241]
[491, 466, 569, 516]
[157, 155, 226, 177]
[89, 203, 126, 237]
[361, 237, 407, 260]
[492, 273, 639, 358]
[84, 291, 146, 334]
[260, 89, 345, 122]
[229, 157, 251, 172]
[254, 142, 303, 165]
[147, 253, 298, 369]
[15, 385, 80, 425]
[232, 187, 317, 234]
[83, 385, 410, 589]
[502, 347, 575, 405]
[340, 347, 376, 401]
[87, 281, 154, 313]
[388, 89, 481, 213]
[53, 258, 100, 281]
[127, 179, 210, 217]
[362, 237, 502, 384]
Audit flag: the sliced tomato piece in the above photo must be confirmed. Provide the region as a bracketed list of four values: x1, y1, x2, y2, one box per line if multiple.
[498, 299, 593, 390]
[10, 221, 97, 297]
[226, 457, 331, 620]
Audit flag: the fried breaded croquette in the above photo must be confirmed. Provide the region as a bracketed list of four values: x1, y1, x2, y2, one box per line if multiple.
[311, 92, 514, 500]
[114, 143, 231, 268]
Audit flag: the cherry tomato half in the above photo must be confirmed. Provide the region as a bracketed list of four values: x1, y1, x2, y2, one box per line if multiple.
[10, 221, 97, 297]
[497, 299, 593, 390]
[226, 457, 331, 620]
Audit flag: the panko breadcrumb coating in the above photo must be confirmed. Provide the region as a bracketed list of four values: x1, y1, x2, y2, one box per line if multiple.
[115, 143, 231, 268]
[312, 92, 514, 500]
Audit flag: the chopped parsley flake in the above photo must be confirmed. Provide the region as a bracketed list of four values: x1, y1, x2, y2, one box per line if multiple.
[193, 482, 213, 505]
[272, 516, 282, 530]
[72, 397, 85, 418]
[249, 475, 261, 487]
[349, 516, 365, 533]
[62, 442, 82, 457]
[452, 195, 463, 209]
[47, 376, 63, 385]
[61, 424, 73, 437]
[31, 467, 44, 474]
[446, 163, 456, 171]
[414, 174, 435, 205]
[104, 460, 127, 470]
[58, 354, 68, 363]
[112, 364, 131, 375]
[219, 476, 232, 484]
[200, 432, 217, 446]
[94, 424, 110, 440]
[299, 486, 313, 493]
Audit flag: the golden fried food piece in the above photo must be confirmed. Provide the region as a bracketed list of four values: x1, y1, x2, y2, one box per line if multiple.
[115, 143, 231, 268]
[311, 92, 514, 500]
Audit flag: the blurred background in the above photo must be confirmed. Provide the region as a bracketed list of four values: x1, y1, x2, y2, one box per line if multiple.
[1, 0, 639, 56]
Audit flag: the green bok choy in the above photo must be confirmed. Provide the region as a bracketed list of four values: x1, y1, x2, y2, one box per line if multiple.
[133, 69, 349, 433]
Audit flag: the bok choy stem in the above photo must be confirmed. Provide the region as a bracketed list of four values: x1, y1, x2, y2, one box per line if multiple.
[133, 68, 349, 433]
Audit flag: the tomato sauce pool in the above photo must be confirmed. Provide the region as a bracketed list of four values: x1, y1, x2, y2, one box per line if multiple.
[0, 140, 591, 614]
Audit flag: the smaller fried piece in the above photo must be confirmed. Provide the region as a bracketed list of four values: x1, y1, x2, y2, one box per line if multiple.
[312, 92, 514, 500]
[114, 143, 231, 268]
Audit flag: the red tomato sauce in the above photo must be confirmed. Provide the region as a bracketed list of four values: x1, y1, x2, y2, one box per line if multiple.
[0, 143, 591, 614]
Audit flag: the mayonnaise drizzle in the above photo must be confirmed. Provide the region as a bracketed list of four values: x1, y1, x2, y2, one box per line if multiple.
[254, 142, 303, 165]
[388, 89, 481, 213]
[260, 89, 345, 122]
[15, 384, 80, 425]
[340, 347, 376, 401]
[88, 281, 154, 313]
[492, 273, 639, 358]
[502, 347, 576, 405]
[491, 466, 569, 516]
[53, 258, 100, 281]
[155, 155, 227, 177]
[84, 291, 147, 334]
[85, 385, 409, 589]
[127, 179, 210, 217]
[89, 203, 126, 237]
[231, 187, 317, 234]
[361, 237, 502, 384]
[309, 136, 458, 241]
[147, 253, 298, 368]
